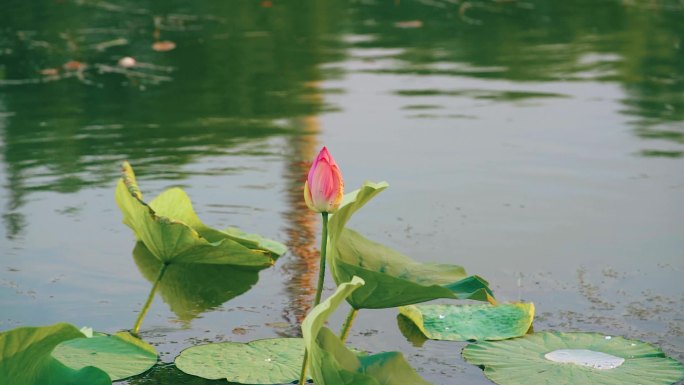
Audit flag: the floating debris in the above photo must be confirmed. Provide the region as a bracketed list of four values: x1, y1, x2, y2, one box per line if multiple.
[118, 56, 137, 68]
[63, 60, 86, 71]
[394, 20, 423, 29]
[152, 40, 176, 52]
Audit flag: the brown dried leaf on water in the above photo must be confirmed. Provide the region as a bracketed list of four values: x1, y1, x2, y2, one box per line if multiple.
[92, 38, 128, 51]
[152, 40, 176, 52]
[394, 20, 423, 29]
[40, 68, 59, 76]
[63, 61, 86, 71]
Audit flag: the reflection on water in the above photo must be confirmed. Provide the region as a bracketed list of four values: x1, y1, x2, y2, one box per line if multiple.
[0, 0, 342, 238]
[132, 242, 262, 325]
[349, 0, 683, 155]
[280, 117, 320, 335]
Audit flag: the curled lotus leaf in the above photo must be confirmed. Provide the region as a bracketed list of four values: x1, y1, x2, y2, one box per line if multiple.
[399, 302, 534, 341]
[0, 323, 110, 385]
[115, 161, 285, 267]
[302, 276, 433, 385]
[462, 331, 684, 385]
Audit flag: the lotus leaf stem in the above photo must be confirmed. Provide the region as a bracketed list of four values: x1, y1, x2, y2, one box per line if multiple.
[133, 263, 168, 335]
[313, 212, 329, 306]
[339, 308, 359, 343]
[300, 211, 330, 384]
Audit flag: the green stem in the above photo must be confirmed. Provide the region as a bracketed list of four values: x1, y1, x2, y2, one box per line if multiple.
[298, 350, 308, 384]
[132, 263, 168, 335]
[339, 308, 359, 343]
[300, 211, 330, 384]
[313, 212, 329, 306]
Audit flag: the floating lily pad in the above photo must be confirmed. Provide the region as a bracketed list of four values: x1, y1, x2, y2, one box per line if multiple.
[52, 331, 157, 381]
[302, 276, 433, 385]
[175, 337, 305, 384]
[115, 162, 285, 267]
[462, 331, 684, 385]
[399, 302, 534, 341]
[0, 323, 110, 385]
[133, 242, 262, 323]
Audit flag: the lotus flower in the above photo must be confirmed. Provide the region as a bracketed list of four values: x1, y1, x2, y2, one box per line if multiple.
[304, 147, 344, 213]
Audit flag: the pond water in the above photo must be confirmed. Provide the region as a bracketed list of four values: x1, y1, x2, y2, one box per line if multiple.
[1, 0, 683, 384]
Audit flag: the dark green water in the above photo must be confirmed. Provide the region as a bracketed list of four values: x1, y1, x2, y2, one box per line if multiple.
[1, 1, 683, 384]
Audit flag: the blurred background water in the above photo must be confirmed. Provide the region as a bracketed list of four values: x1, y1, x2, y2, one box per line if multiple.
[1, 0, 683, 383]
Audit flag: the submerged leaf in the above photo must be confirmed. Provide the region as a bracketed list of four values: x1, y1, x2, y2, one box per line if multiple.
[399, 303, 534, 341]
[462, 331, 684, 385]
[175, 338, 305, 384]
[302, 276, 433, 385]
[52, 331, 157, 381]
[115, 162, 284, 267]
[0, 323, 110, 385]
[133, 242, 262, 322]
[327, 182, 493, 309]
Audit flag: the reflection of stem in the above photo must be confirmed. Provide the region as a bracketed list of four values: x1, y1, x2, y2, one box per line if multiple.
[313, 212, 329, 306]
[132, 263, 168, 335]
[339, 308, 359, 343]
[300, 211, 330, 384]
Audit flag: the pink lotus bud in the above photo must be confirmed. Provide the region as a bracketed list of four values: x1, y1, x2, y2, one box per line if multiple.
[304, 147, 344, 213]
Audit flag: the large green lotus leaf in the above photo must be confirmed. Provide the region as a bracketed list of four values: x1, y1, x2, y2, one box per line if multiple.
[133, 242, 261, 323]
[398, 303, 534, 341]
[462, 331, 684, 385]
[328, 181, 389, 244]
[0, 323, 110, 385]
[332, 228, 494, 309]
[175, 337, 305, 384]
[148, 189, 287, 256]
[302, 276, 433, 385]
[115, 162, 281, 267]
[52, 331, 157, 381]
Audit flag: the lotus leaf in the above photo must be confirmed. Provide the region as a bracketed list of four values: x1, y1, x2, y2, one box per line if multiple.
[327, 182, 493, 309]
[52, 331, 157, 381]
[0, 323, 110, 385]
[133, 242, 262, 323]
[396, 314, 429, 347]
[115, 161, 284, 267]
[399, 302, 534, 341]
[302, 276, 433, 385]
[175, 337, 305, 384]
[462, 331, 684, 385]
